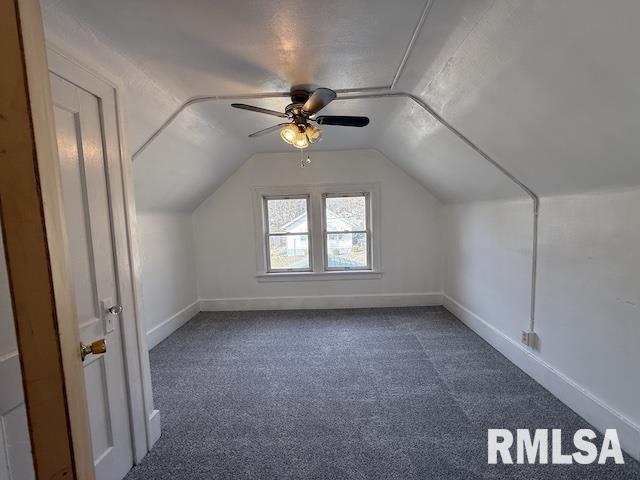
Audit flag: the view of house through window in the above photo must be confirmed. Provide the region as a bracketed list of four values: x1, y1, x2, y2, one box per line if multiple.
[264, 196, 311, 271]
[324, 194, 370, 270]
[262, 191, 372, 273]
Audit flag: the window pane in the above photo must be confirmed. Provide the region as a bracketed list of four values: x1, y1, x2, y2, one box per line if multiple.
[326, 232, 368, 268]
[269, 235, 310, 269]
[325, 195, 366, 231]
[266, 198, 308, 233]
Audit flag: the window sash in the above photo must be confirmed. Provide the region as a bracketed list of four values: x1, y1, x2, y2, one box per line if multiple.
[263, 195, 312, 272]
[322, 193, 372, 271]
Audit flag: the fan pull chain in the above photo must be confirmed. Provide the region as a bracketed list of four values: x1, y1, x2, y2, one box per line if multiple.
[299, 148, 311, 168]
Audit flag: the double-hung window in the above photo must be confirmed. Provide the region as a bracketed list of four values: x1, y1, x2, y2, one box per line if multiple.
[255, 184, 379, 278]
[263, 195, 312, 272]
[323, 193, 371, 270]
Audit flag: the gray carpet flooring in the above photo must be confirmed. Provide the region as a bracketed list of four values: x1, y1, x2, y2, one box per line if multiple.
[125, 307, 640, 479]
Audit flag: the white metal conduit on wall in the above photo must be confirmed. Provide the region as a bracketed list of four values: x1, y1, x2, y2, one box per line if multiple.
[131, 88, 540, 340]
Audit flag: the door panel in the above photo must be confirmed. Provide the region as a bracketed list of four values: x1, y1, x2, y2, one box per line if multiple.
[0, 231, 35, 480]
[51, 73, 133, 480]
[84, 357, 113, 462]
[54, 106, 97, 324]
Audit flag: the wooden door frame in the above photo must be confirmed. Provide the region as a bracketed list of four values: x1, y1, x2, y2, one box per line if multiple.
[0, 0, 94, 477]
[1, 0, 158, 477]
[47, 47, 160, 464]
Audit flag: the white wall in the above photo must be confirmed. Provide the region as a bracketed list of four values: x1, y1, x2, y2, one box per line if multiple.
[536, 190, 640, 430]
[193, 149, 443, 309]
[443, 188, 640, 459]
[137, 213, 199, 348]
[0, 231, 35, 479]
[443, 198, 533, 342]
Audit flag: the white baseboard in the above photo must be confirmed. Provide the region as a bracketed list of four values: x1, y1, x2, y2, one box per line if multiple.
[200, 292, 443, 311]
[442, 294, 640, 461]
[146, 300, 200, 350]
[147, 409, 161, 451]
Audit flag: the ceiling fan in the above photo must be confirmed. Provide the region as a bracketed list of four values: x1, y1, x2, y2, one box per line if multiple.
[231, 87, 370, 150]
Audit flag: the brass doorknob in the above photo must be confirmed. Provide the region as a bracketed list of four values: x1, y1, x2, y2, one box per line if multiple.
[80, 339, 106, 361]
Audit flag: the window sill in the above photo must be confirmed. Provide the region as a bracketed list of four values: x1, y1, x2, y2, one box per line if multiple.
[256, 270, 383, 282]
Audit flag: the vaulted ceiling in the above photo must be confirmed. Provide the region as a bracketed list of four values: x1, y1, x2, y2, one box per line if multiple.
[41, 0, 640, 212]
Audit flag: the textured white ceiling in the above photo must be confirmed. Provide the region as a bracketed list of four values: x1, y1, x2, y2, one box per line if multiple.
[399, 0, 640, 196]
[41, 0, 640, 211]
[43, 0, 427, 94]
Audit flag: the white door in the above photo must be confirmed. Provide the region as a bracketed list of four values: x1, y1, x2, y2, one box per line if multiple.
[50, 73, 133, 480]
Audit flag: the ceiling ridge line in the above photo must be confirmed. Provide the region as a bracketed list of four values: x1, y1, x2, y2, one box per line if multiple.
[390, 0, 435, 90]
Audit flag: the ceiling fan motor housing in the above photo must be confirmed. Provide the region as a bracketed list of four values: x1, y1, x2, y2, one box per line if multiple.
[290, 89, 311, 104]
[287, 90, 313, 123]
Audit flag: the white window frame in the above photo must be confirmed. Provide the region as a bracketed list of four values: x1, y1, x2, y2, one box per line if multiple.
[263, 194, 313, 273]
[253, 184, 382, 281]
[322, 192, 372, 271]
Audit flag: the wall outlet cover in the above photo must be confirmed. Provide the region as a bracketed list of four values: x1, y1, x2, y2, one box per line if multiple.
[521, 330, 538, 349]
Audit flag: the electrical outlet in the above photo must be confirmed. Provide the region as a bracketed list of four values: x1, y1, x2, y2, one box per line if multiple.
[521, 331, 538, 349]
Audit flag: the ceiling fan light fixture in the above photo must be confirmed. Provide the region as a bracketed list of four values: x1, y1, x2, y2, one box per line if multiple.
[280, 124, 313, 149]
[293, 130, 310, 149]
[280, 124, 298, 145]
[306, 124, 322, 143]
[234, 88, 369, 149]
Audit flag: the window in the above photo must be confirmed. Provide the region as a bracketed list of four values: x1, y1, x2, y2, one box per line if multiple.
[323, 193, 370, 270]
[254, 184, 380, 279]
[263, 195, 311, 272]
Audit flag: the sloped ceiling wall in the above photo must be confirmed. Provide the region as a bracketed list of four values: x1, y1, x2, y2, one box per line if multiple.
[397, 0, 640, 196]
[41, 0, 640, 212]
